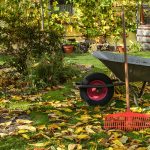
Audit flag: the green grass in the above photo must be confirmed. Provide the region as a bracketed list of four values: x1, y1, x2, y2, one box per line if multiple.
[8, 101, 31, 111]
[64, 52, 108, 73]
[42, 83, 74, 101]
[0, 136, 27, 150]
[0, 54, 10, 65]
[30, 111, 49, 125]
[129, 51, 150, 58]
[0, 51, 150, 149]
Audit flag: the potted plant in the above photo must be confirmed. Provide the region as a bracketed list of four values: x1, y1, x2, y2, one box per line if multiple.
[113, 30, 127, 53]
[117, 45, 124, 53]
[62, 39, 75, 54]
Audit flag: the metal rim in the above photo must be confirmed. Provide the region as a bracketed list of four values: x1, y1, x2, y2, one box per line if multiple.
[87, 80, 108, 101]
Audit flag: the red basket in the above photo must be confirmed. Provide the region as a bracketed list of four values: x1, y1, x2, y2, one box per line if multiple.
[104, 111, 150, 131]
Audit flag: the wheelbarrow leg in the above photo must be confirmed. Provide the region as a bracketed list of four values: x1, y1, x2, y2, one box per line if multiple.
[138, 81, 147, 98]
[129, 85, 139, 107]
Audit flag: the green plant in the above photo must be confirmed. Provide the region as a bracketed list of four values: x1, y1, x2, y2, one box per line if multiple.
[129, 41, 142, 52]
[70, 0, 140, 41]
[27, 52, 80, 87]
[0, 0, 78, 87]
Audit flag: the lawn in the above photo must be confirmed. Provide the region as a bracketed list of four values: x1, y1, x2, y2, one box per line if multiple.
[0, 51, 150, 150]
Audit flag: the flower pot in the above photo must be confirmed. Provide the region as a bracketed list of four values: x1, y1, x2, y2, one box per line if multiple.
[117, 46, 124, 53]
[62, 45, 74, 54]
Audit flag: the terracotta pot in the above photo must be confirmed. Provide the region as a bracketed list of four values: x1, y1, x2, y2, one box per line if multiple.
[117, 46, 124, 53]
[62, 45, 74, 54]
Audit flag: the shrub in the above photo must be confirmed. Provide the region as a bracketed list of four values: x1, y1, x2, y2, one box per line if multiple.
[27, 53, 80, 87]
[0, 0, 79, 87]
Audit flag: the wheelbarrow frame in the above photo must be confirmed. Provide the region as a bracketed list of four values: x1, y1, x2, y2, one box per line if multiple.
[76, 51, 150, 106]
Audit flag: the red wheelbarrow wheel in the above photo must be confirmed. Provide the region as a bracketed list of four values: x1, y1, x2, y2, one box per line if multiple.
[80, 73, 114, 106]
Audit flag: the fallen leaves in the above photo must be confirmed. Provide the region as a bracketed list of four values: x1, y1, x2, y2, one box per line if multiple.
[0, 75, 150, 150]
[18, 125, 36, 132]
[29, 141, 51, 147]
[68, 144, 82, 150]
[48, 124, 61, 131]
[16, 119, 33, 124]
[85, 125, 95, 134]
[119, 135, 128, 144]
[75, 134, 90, 140]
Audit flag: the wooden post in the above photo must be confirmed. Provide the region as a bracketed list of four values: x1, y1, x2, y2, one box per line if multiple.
[40, 0, 44, 30]
[140, 3, 144, 25]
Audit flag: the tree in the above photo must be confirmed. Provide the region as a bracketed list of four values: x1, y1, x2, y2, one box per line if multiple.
[70, 0, 149, 40]
[0, 0, 78, 87]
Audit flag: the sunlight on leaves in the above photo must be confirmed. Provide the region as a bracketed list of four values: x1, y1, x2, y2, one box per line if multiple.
[16, 119, 32, 124]
[75, 127, 84, 134]
[85, 125, 95, 134]
[21, 134, 30, 140]
[11, 95, 22, 101]
[68, 144, 82, 150]
[75, 134, 90, 140]
[119, 135, 128, 144]
[29, 141, 51, 147]
[17, 125, 36, 132]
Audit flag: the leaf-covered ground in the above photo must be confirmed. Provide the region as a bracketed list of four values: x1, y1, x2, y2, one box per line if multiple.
[0, 52, 150, 150]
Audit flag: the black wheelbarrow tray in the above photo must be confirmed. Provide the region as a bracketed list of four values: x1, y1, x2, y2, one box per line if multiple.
[76, 51, 150, 106]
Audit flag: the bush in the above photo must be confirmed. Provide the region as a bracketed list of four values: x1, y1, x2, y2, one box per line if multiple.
[0, 0, 79, 87]
[27, 53, 80, 87]
[129, 41, 142, 52]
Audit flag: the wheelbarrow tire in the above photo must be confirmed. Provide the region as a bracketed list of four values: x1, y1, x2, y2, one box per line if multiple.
[80, 73, 114, 106]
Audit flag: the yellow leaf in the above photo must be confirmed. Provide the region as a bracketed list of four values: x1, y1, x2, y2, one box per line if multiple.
[37, 125, 47, 130]
[18, 129, 28, 134]
[29, 141, 51, 147]
[110, 102, 116, 106]
[79, 115, 91, 122]
[0, 121, 11, 127]
[130, 107, 142, 113]
[113, 139, 124, 147]
[76, 134, 90, 140]
[147, 145, 150, 150]
[16, 119, 32, 124]
[64, 135, 75, 141]
[93, 114, 102, 119]
[18, 125, 36, 132]
[85, 125, 95, 134]
[0, 133, 7, 137]
[61, 108, 72, 113]
[57, 144, 65, 150]
[59, 122, 66, 127]
[75, 127, 84, 134]
[11, 95, 22, 100]
[48, 124, 61, 130]
[68, 144, 76, 150]
[119, 135, 128, 144]
[21, 134, 30, 139]
[68, 144, 82, 150]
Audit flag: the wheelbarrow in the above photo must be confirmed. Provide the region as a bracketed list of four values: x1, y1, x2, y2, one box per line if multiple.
[76, 51, 150, 106]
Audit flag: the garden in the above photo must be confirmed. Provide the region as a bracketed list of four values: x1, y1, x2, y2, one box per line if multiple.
[0, 0, 150, 150]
